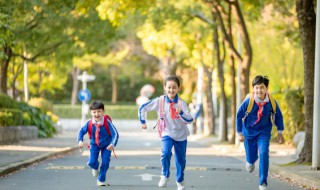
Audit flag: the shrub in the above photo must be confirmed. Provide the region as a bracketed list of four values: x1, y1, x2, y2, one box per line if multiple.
[47, 111, 60, 123]
[18, 102, 56, 138]
[0, 93, 18, 109]
[271, 88, 304, 143]
[28, 97, 53, 113]
[0, 109, 23, 126]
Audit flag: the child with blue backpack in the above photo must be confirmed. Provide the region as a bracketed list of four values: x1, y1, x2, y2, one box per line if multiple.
[78, 100, 119, 186]
[138, 75, 193, 190]
[236, 75, 285, 190]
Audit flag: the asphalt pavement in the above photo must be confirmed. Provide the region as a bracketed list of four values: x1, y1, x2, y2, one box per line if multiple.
[0, 119, 319, 190]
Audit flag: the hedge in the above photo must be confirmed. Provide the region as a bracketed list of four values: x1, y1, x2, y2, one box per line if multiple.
[53, 104, 158, 120]
[0, 109, 23, 126]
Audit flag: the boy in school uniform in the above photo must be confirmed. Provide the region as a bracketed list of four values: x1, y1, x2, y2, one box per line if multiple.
[236, 75, 284, 190]
[78, 100, 119, 186]
[138, 76, 193, 190]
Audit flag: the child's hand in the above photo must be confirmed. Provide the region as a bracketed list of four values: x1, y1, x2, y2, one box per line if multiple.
[107, 144, 114, 150]
[78, 141, 84, 148]
[176, 107, 182, 114]
[238, 135, 245, 142]
[141, 124, 147, 129]
[277, 134, 285, 144]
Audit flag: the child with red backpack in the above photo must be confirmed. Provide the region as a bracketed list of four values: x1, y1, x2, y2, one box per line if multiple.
[78, 100, 119, 186]
[138, 76, 193, 190]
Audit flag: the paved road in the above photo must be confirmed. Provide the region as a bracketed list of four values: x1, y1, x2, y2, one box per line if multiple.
[0, 120, 305, 190]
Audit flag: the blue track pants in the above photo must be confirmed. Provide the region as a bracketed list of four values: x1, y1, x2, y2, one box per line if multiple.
[161, 136, 187, 183]
[244, 135, 270, 185]
[87, 145, 111, 182]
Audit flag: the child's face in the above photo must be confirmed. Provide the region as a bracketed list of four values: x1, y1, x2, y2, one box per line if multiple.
[164, 80, 180, 100]
[253, 83, 268, 100]
[90, 109, 104, 122]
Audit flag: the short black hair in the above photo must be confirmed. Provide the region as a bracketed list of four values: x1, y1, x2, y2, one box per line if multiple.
[164, 75, 180, 87]
[89, 100, 104, 110]
[252, 75, 269, 87]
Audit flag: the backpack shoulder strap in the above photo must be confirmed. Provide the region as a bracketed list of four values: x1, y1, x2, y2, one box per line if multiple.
[159, 95, 165, 116]
[88, 119, 93, 139]
[242, 93, 254, 123]
[103, 115, 112, 136]
[246, 93, 254, 114]
[268, 93, 276, 113]
[178, 98, 182, 108]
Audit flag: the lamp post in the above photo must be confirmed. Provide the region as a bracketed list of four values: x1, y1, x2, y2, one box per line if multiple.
[312, 0, 320, 170]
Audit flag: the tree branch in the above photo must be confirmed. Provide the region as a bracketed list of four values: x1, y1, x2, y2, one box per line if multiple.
[12, 42, 64, 62]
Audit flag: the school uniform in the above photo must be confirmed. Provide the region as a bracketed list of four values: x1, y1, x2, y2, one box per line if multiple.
[139, 95, 193, 183]
[78, 116, 119, 183]
[236, 95, 284, 186]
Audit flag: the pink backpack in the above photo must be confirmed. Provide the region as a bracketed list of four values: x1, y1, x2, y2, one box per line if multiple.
[155, 95, 182, 137]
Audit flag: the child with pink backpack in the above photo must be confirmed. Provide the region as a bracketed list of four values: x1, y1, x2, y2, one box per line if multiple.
[138, 76, 194, 190]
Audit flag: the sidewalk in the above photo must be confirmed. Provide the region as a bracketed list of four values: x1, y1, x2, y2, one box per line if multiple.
[189, 134, 320, 190]
[0, 124, 319, 190]
[0, 130, 79, 177]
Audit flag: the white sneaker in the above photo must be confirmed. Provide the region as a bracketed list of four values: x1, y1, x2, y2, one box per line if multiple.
[158, 175, 169, 187]
[97, 180, 106, 186]
[176, 181, 185, 190]
[92, 169, 98, 177]
[259, 183, 267, 190]
[246, 162, 255, 172]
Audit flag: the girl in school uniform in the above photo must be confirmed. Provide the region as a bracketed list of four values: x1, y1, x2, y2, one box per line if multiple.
[138, 75, 193, 190]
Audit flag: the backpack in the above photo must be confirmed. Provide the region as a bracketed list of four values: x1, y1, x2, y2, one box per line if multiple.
[88, 115, 112, 139]
[242, 93, 277, 126]
[154, 95, 182, 137]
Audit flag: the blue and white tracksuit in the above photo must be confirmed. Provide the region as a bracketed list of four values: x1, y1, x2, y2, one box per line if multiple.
[138, 95, 193, 183]
[78, 117, 119, 183]
[236, 95, 284, 186]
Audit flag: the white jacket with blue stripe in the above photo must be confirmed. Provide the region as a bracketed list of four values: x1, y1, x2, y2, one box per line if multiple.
[138, 95, 193, 141]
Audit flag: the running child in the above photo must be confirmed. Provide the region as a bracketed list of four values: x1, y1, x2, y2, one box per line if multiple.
[236, 75, 284, 190]
[78, 100, 119, 186]
[138, 75, 193, 190]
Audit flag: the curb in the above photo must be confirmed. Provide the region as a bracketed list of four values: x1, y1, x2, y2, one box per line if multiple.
[0, 146, 79, 177]
[270, 164, 320, 189]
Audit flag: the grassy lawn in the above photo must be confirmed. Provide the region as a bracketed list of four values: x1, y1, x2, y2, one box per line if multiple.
[53, 104, 157, 119]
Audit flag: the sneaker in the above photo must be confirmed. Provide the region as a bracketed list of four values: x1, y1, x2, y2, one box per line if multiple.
[259, 183, 267, 190]
[92, 169, 98, 177]
[97, 180, 106, 186]
[158, 175, 169, 187]
[176, 181, 185, 190]
[246, 162, 255, 172]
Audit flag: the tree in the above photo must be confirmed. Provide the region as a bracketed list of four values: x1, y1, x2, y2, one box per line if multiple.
[295, 0, 316, 163]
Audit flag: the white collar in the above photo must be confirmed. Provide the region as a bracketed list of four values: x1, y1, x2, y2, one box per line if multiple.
[92, 118, 104, 125]
[254, 94, 269, 103]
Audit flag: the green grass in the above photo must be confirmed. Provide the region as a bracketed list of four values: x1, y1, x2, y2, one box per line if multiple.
[53, 104, 157, 119]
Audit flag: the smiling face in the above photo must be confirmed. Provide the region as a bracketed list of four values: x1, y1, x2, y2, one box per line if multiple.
[90, 109, 104, 122]
[253, 83, 268, 100]
[164, 80, 180, 100]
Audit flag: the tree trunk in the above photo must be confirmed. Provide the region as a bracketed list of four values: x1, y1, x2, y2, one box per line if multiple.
[231, 0, 252, 99]
[0, 44, 12, 95]
[111, 66, 118, 103]
[213, 16, 228, 142]
[71, 67, 81, 105]
[227, 3, 237, 143]
[159, 50, 177, 79]
[10, 58, 23, 100]
[295, 0, 316, 163]
[23, 60, 29, 102]
[229, 56, 237, 143]
[203, 67, 215, 135]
